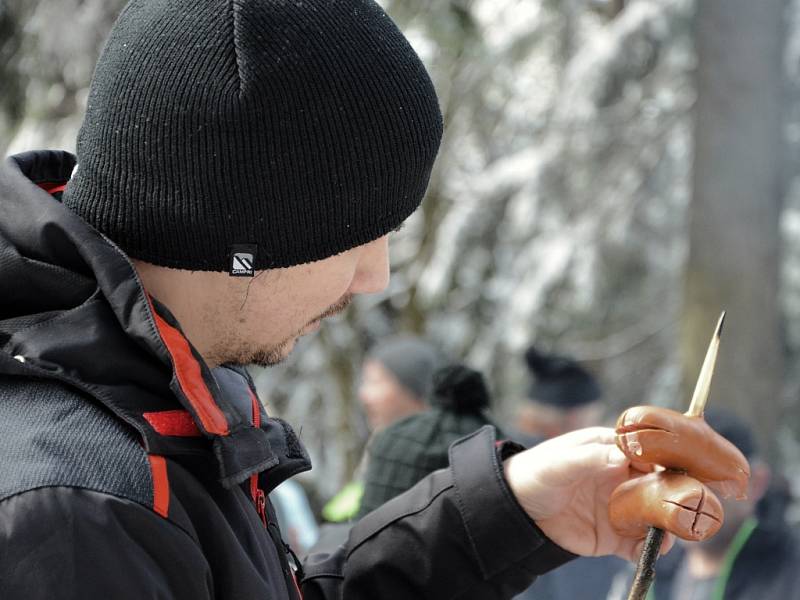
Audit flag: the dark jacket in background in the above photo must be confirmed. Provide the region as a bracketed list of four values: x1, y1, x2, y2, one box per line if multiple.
[513, 555, 627, 600]
[653, 521, 800, 600]
[606, 519, 800, 600]
[358, 364, 503, 517]
[0, 151, 574, 599]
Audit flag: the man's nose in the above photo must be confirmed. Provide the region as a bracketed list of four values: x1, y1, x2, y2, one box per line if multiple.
[349, 235, 390, 295]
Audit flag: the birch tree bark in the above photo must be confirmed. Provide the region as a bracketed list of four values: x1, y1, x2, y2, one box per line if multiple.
[682, 0, 786, 458]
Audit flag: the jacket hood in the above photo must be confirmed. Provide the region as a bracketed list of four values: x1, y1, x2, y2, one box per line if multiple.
[0, 150, 306, 487]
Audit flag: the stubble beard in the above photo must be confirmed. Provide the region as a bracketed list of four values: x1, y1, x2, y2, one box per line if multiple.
[215, 293, 353, 368]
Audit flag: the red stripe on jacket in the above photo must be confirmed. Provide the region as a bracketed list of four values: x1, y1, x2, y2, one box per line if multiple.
[147, 297, 229, 436]
[249, 389, 262, 502]
[148, 455, 170, 518]
[37, 181, 67, 194]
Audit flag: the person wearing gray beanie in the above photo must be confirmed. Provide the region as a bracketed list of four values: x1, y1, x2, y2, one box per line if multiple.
[320, 335, 440, 524]
[358, 335, 442, 431]
[358, 363, 503, 518]
[0, 1, 735, 598]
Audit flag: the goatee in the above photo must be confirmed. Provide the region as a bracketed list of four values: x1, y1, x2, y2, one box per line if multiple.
[223, 294, 353, 368]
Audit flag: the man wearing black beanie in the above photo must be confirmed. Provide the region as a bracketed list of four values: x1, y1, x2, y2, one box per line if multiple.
[515, 345, 605, 445]
[0, 1, 733, 599]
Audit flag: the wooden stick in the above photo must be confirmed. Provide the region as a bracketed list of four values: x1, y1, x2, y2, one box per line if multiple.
[686, 311, 726, 418]
[627, 528, 665, 600]
[626, 310, 726, 600]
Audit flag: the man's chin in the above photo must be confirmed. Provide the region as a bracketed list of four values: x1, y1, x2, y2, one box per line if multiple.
[300, 319, 322, 335]
[219, 319, 330, 368]
[222, 338, 297, 368]
[255, 339, 297, 367]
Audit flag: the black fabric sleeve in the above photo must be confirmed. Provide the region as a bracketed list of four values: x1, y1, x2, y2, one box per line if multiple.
[0, 487, 213, 599]
[301, 425, 575, 600]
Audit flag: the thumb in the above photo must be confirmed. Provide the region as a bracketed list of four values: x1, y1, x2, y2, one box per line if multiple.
[509, 426, 626, 486]
[505, 441, 628, 520]
[524, 441, 628, 488]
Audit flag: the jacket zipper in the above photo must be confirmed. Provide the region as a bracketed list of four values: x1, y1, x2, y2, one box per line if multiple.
[250, 389, 268, 528]
[253, 486, 303, 598]
[249, 388, 303, 599]
[255, 488, 268, 528]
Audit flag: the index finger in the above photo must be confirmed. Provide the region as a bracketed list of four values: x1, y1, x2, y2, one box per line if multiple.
[615, 406, 750, 498]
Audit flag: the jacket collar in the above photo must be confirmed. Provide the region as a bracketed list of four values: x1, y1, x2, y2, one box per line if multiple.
[0, 150, 310, 488]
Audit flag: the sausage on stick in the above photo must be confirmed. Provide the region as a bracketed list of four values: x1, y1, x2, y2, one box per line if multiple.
[609, 312, 750, 600]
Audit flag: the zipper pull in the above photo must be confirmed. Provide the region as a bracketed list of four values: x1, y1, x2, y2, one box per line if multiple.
[284, 542, 306, 582]
[256, 489, 267, 528]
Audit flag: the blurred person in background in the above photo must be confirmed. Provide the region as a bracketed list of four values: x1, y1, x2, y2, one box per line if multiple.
[514, 345, 605, 446]
[513, 345, 627, 600]
[357, 334, 442, 433]
[320, 335, 441, 525]
[357, 363, 503, 517]
[606, 408, 800, 600]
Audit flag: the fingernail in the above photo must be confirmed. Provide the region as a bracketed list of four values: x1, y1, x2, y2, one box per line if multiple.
[627, 436, 643, 457]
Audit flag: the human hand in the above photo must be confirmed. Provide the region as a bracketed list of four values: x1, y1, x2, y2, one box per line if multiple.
[608, 406, 749, 541]
[504, 427, 666, 562]
[615, 406, 749, 499]
[504, 410, 750, 562]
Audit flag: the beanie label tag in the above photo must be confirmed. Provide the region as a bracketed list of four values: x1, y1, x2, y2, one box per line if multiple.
[228, 244, 257, 277]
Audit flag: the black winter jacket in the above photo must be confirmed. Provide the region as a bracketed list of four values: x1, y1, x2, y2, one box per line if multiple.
[649, 519, 800, 600]
[0, 150, 574, 599]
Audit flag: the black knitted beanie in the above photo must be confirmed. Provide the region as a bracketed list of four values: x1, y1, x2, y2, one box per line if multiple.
[524, 346, 601, 408]
[63, 0, 443, 271]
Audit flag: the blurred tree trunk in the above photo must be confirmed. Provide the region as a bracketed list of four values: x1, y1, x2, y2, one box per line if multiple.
[682, 0, 786, 458]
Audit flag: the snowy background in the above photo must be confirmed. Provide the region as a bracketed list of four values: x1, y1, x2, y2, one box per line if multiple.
[3, 0, 799, 512]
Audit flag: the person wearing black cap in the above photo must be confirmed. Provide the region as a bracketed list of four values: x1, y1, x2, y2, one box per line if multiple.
[607, 408, 800, 600]
[513, 347, 627, 600]
[0, 1, 735, 599]
[516, 345, 605, 445]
